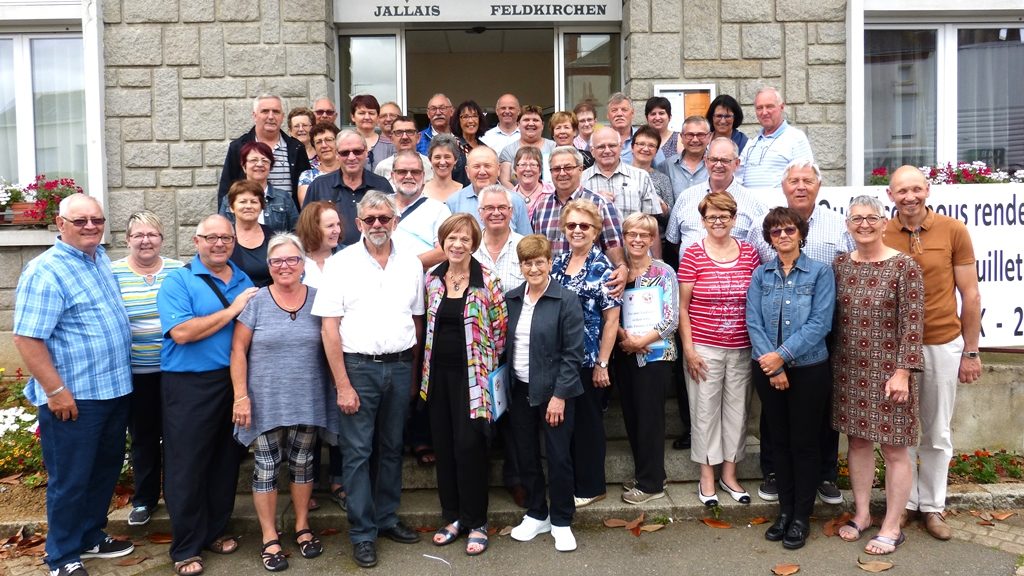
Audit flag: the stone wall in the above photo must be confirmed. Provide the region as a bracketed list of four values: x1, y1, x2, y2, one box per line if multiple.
[623, 0, 848, 185]
[100, 0, 335, 258]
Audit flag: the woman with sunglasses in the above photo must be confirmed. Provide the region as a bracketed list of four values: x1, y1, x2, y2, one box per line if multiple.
[745, 207, 835, 550]
[550, 200, 622, 511]
[678, 191, 760, 508]
[230, 233, 335, 571]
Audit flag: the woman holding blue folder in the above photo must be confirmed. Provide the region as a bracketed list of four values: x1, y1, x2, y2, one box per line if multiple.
[614, 212, 679, 505]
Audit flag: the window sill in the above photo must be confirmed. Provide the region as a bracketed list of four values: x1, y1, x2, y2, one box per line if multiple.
[0, 228, 57, 247]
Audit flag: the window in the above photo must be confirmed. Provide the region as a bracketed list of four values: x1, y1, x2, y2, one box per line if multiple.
[957, 28, 1024, 172]
[339, 35, 399, 114]
[562, 32, 620, 118]
[0, 34, 88, 191]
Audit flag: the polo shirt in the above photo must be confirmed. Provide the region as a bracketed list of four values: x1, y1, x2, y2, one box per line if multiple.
[311, 240, 425, 355]
[15, 240, 132, 406]
[884, 208, 976, 345]
[659, 153, 709, 198]
[303, 169, 395, 246]
[530, 187, 624, 258]
[480, 125, 520, 153]
[582, 162, 663, 219]
[749, 204, 854, 265]
[446, 184, 533, 236]
[393, 195, 452, 256]
[157, 256, 254, 372]
[665, 179, 768, 249]
[738, 120, 814, 189]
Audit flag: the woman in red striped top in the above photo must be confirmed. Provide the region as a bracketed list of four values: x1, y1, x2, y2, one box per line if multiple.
[677, 191, 761, 507]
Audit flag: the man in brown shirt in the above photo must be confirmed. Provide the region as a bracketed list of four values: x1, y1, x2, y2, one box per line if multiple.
[883, 165, 982, 541]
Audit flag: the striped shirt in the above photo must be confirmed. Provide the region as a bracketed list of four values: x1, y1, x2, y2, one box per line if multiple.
[14, 241, 133, 405]
[530, 187, 624, 258]
[748, 204, 854, 265]
[677, 239, 760, 349]
[582, 162, 663, 219]
[111, 257, 186, 373]
[266, 137, 293, 197]
[737, 121, 814, 190]
[473, 231, 525, 293]
[665, 179, 768, 249]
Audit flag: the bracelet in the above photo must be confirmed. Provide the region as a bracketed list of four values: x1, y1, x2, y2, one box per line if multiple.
[46, 385, 66, 398]
[233, 395, 249, 404]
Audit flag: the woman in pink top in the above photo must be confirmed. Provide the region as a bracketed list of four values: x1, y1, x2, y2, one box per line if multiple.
[677, 191, 760, 508]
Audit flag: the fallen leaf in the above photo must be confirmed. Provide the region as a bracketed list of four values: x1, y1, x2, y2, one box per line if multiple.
[320, 528, 341, 536]
[3, 527, 24, 546]
[968, 510, 982, 517]
[115, 555, 149, 566]
[978, 520, 995, 527]
[114, 484, 134, 495]
[749, 516, 770, 525]
[857, 557, 894, 572]
[823, 511, 854, 537]
[0, 473, 23, 485]
[701, 518, 732, 529]
[603, 518, 629, 528]
[625, 513, 646, 531]
[498, 525, 514, 536]
[630, 525, 642, 537]
[146, 533, 173, 544]
[486, 526, 498, 536]
[772, 563, 800, 575]
[979, 511, 993, 521]
[114, 493, 130, 509]
[17, 536, 45, 549]
[992, 511, 1015, 521]
[412, 526, 436, 534]
[639, 524, 665, 532]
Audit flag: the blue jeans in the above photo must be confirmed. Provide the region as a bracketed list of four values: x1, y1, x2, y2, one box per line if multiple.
[38, 396, 129, 569]
[339, 355, 413, 544]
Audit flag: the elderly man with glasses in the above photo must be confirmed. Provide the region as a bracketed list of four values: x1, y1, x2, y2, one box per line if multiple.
[312, 97, 339, 126]
[303, 129, 395, 246]
[418, 93, 454, 156]
[738, 86, 814, 190]
[658, 115, 712, 199]
[375, 116, 435, 183]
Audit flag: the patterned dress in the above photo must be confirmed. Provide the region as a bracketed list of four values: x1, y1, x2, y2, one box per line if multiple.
[831, 253, 924, 445]
[551, 245, 622, 368]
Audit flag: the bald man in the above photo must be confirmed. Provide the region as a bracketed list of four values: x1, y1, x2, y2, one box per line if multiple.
[446, 146, 533, 235]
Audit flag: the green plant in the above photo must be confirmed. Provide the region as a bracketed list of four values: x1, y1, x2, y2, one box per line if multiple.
[0, 178, 26, 212]
[835, 449, 887, 490]
[948, 449, 1024, 484]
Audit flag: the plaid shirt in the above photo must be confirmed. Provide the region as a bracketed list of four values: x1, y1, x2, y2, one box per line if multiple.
[665, 178, 768, 249]
[530, 187, 624, 258]
[14, 240, 132, 406]
[582, 162, 663, 219]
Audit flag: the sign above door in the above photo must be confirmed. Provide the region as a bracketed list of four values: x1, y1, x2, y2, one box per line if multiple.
[336, 0, 621, 23]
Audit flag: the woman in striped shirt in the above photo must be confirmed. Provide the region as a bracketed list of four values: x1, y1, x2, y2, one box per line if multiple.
[677, 191, 761, 508]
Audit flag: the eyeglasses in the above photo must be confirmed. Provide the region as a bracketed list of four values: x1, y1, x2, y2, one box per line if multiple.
[267, 256, 303, 268]
[769, 226, 798, 238]
[379, 112, 399, 120]
[702, 215, 733, 223]
[633, 141, 658, 150]
[515, 162, 540, 169]
[246, 157, 270, 165]
[197, 234, 235, 244]
[550, 165, 579, 174]
[129, 232, 162, 241]
[313, 136, 336, 146]
[847, 215, 883, 226]
[291, 123, 312, 130]
[62, 216, 106, 228]
[392, 129, 418, 137]
[459, 114, 479, 120]
[359, 215, 394, 226]
[683, 131, 709, 140]
[592, 143, 618, 151]
[427, 105, 451, 114]
[565, 222, 593, 232]
[480, 205, 510, 214]
[706, 156, 736, 166]
[713, 114, 735, 120]
[338, 148, 366, 157]
[314, 109, 336, 116]
[393, 169, 423, 177]
[624, 231, 652, 240]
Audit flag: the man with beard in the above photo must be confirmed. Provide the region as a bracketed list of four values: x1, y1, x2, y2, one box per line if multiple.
[303, 129, 394, 245]
[314, 191, 426, 569]
[375, 116, 434, 182]
[481, 93, 521, 152]
[446, 146, 532, 235]
[390, 150, 450, 269]
[417, 94, 454, 156]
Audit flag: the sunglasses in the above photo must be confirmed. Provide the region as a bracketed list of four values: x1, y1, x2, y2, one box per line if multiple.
[62, 216, 106, 228]
[565, 222, 593, 232]
[769, 226, 799, 238]
[360, 215, 394, 226]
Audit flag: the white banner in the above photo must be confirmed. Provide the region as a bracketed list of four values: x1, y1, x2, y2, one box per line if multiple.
[756, 184, 1024, 348]
[336, 0, 621, 23]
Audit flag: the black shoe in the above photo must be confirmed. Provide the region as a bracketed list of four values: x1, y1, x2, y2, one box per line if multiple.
[380, 521, 421, 544]
[765, 514, 790, 542]
[49, 561, 88, 576]
[758, 474, 779, 502]
[353, 541, 377, 568]
[783, 518, 809, 550]
[672, 436, 691, 450]
[128, 505, 153, 526]
[81, 536, 134, 559]
[817, 480, 843, 505]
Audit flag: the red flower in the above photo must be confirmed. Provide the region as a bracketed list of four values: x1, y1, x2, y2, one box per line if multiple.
[872, 167, 888, 177]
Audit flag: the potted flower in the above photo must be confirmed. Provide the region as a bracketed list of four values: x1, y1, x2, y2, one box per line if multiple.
[0, 179, 25, 224]
[18, 175, 83, 226]
[868, 161, 1024, 186]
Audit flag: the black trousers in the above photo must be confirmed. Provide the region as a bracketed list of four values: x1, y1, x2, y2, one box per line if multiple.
[759, 373, 839, 483]
[161, 369, 244, 561]
[753, 361, 832, 520]
[509, 380, 576, 527]
[427, 362, 489, 529]
[615, 359, 669, 493]
[572, 368, 606, 498]
[129, 371, 163, 509]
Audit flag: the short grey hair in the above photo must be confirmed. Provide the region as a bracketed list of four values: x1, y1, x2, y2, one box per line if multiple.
[708, 136, 739, 158]
[268, 232, 305, 258]
[58, 193, 100, 217]
[357, 190, 399, 218]
[478, 184, 513, 206]
[549, 145, 584, 168]
[337, 128, 367, 150]
[848, 195, 886, 216]
[783, 159, 822, 183]
[682, 115, 711, 132]
[607, 92, 631, 108]
[428, 133, 461, 159]
[392, 149, 424, 171]
[126, 210, 164, 237]
[755, 86, 784, 105]
[252, 94, 283, 113]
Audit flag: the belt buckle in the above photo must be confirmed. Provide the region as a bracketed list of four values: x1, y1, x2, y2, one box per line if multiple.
[371, 354, 384, 363]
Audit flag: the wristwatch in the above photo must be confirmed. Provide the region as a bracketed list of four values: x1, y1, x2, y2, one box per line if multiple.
[597, 360, 609, 369]
[962, 351, 980, 359]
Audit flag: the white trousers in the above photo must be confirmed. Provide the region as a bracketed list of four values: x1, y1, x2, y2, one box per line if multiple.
[908, 335, 963, 513]
[685, 344, 751, 466]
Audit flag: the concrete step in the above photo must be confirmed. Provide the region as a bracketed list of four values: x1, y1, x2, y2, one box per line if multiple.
[110, 480, 845, 538]
[235, 436, 765, 492]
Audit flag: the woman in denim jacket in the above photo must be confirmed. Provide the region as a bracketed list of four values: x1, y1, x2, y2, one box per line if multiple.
[746, 206, 836, 550]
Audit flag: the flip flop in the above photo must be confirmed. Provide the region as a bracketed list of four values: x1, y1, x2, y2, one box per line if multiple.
[865, 531, 906, 555]
[838, 519, 867, 542]
[174, 556, 204, 576]
[465, 524, 489, 556]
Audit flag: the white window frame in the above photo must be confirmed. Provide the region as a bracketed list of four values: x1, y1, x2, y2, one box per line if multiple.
[555, 26, 623, 111]
[336, 29, 406, 113]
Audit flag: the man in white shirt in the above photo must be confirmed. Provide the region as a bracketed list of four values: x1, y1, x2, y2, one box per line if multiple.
[312, 191, 425, 569]
[375, 116, 434, 183]
[390, 151, 450, 269]
[481, 93, 521, 152]
[738, 86, 814, 190]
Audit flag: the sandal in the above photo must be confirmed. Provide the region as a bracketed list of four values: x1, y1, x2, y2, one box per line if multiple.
[307, 497, 320, 511]
[329, 486, 347, 511]
[260, 540, 288, 572]
[432, 521, 463, 546]
[294, 528, 323, 559]
[174, 556, 204, 576]
[838, 519, 868, 542]
[412, 445, 436, 467]
[865, 532, 906, 555]
[465, 524, 489, 556]
[206, 535, 239, 555]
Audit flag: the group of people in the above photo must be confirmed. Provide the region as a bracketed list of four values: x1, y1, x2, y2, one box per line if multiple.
[13, 85, 981, 576]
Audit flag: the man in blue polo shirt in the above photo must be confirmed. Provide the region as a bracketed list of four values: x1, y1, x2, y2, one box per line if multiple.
[15, 194, 136, 576]
[157, 214, 257, 576]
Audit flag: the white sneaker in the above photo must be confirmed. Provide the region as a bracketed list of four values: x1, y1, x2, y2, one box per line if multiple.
[551, 525, 577, 552]
[510, 514, 551, 542]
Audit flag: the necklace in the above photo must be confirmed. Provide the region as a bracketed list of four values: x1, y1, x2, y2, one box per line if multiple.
[271, 286, 306, 321]
[446, 270, 468, 292]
